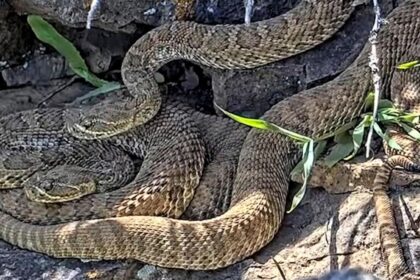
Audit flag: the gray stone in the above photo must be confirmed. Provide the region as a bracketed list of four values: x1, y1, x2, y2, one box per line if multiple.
[0, 78, 93, 117]
[9, 0, 177, 33]
[1, 54, 71, 87]
[0, 241, 140, 280]
[0, 4, 33, 62]
[8, 0, 301, 33]
[193, 0, 299, 24]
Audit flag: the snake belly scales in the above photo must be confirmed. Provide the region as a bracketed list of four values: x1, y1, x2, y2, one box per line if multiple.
[0, 0, 417, 277]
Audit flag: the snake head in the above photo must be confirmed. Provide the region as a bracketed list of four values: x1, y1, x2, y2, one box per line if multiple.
[23, 167, 97, 203]
[66, 104, 134, 140]
[65, 95, 161, 140]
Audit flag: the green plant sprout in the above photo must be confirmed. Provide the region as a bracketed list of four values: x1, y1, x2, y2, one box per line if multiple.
[27, 15, 120, 100]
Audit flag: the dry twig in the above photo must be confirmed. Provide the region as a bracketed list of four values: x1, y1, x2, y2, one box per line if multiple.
[365, 0, 385, 157]
[244, 0, 254, 25]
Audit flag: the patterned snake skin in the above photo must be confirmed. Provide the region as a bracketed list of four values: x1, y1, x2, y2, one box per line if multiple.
[0, 0, 418, 277]
[372, 155, 420, 279]
[372, 47, 420, 279]
[0, 108, 139, 203]
[67, 0, 360, 139]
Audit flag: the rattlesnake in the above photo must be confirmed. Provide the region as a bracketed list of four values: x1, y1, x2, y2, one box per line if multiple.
[372, 52, 420, 279]
[0, 108, 138, 203]
[68, 0, 360, 139]
[0, 1, 417, 279]
[372, 156, 420, 279]
[0, 98, 248, 224]
[0, 99, 209, 220]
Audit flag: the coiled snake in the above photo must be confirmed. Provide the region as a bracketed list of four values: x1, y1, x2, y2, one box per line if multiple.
[0, 1, 418, 279]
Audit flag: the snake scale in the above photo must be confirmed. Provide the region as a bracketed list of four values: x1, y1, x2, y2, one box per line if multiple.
[68, 0, 359, 139]
[372, 155, 420, 279]
[0, 108, 141, 203]
[0, 0, 417, 278]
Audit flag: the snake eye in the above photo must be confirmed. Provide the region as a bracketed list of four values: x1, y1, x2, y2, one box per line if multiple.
[40, 179, 54, 191]
[80, 119, 94, 129]
[104, 175, 113, 183]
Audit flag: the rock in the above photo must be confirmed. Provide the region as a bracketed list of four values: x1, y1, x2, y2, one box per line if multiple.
[305, 268, 379, 280]
[291, 153, 420, 194]
[9, 0, 177, 33]
[0, 3, 34, 63]
[1, 54, 71, 87]
[0, 87, 43, 116]
[193, 0, 300, 24]
[56, 26, 135, 74]
[0, 241, 141, 280]
[0, 78, 93, 116]
[160, 61, 214, 113]
[8, 0, 301, 33]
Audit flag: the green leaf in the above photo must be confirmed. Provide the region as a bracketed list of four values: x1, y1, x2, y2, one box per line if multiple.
[399, 113, 420, 124]
[399, 122, 420, 140]
[215, 103, 312, 143]
[291, 140, 327, 178]
[378, 107, 401, 117]
[373, 122, 385, 138]
[269, 123, 313, 143]
[73, 82, 122, 104]
[377, 112, 399, 123]
[323, 132, 354, 167]
[288, 140, 326, 213]
[364, 91, 375, 111]
[387, 137, 402, 150]
[27, 15, 107, 88]
[378, 99, 394, 109]
[373, 123, 402, 150]
[315, 140, 328, 158]
[287, 184, 306, 214]
[287, 140, 315, 213]
[397, 60, 420, 70]
[345, 115, 370, 160]
[303, 141, 315, 185]
[364, 95, 394, 112]
[215, 103, 275, 130]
